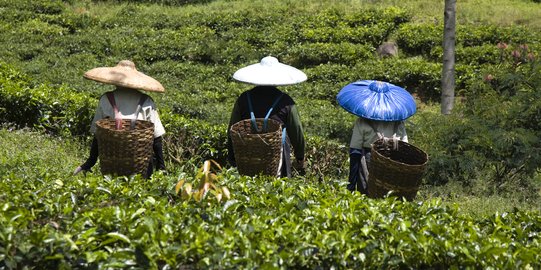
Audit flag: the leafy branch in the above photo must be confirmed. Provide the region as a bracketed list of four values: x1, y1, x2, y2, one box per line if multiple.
[175, 159, 231, 203]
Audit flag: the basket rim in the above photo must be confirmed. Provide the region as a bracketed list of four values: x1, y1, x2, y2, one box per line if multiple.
[95, 118, 154, 132]
[230, 117, 282, 126]
[371, 139, 429, 167]
[96, 118, 154, 124]
[230, 118, 282, 135]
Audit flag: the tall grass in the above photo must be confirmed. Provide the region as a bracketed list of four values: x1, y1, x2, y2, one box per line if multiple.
[348, 0, 541, 28]
[69, 0, 541, 30]
[417, 178, 541, 218]
[0, 127, 84, 178]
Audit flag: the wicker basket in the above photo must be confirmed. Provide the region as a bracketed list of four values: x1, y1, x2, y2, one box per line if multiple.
[95, 118, 154, 176]
[368, 138, 428, 201]
[230, 118, 283, 177]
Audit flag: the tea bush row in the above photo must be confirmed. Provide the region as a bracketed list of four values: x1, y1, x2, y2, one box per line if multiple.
[396, 23, 540, 57]
[413, 58, 541, 187]
[0, 3, 409, 65]
[4, 56, 541, 190]
[1, 15, 403, 65]
[4, 0, 537, 108]
[1, 0, 540, 186]
[304, 58, 445, 101]
[0, 61, 349, 177]
[99, 4, 411, 32]
[0, 62, 96, 136]
[1, 147, 541, 269]
[91, 0, 215, 6]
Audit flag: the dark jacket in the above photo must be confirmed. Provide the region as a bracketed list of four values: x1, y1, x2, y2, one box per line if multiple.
[227, 86, 305, 165]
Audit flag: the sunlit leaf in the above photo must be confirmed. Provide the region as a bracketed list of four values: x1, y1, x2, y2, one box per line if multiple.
[96, 187, 111, 195]
[210, 159, 222, 170]
[130, 208, 146, 220]
[181, 183, 192, 200]
[175, 179, 185, 194]
[193, 190, 201, 202]
[203, 160, 211, 173]
[106, 232, 131, 244]
[54, 179, 63, 187]
[222, 186, 231, 199]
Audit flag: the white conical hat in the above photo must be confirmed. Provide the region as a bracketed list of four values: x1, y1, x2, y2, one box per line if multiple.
[83, 60, 165, 93]
[232, 56, 307, 86]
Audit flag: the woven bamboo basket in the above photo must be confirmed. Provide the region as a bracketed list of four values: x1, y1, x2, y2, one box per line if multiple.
[368, 138, 428, 201]
[95, 119, 154, 177]
[230, 118, 283, 177]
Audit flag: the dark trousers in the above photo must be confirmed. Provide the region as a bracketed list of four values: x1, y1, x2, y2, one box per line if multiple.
[280, 141, 292, 178]
[347, 147, 371, 194]
[145, 136, 166, 178]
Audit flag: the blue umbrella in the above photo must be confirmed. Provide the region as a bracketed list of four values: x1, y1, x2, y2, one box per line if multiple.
[337, 80, 416, 121]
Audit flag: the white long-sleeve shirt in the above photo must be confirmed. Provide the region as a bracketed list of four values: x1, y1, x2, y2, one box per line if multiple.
[89, 88, 165, 138]
[349, 117, 408, 149]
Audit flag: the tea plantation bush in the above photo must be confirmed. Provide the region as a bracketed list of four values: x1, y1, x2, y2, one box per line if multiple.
[0, 61, 350, 177]
[413, 55, 541, 189]
[91, 0, 215, 5]
[0, 2, 413, 93]
[0, 0, 539, 186]
[305, 58, 443, 101]
[285, 42, 375, 67]
[1, 129, 541, 269]
[0, 62, 96, 136]
[396, 23, 539, 57]
[430, 44, 501, 65]
[1, 0, 541, 267]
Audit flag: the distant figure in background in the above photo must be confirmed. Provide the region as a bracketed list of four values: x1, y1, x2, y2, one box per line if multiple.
[73, 60, 166, 178]
[337, 80, 416, 194]
[376, 42, 398, 58]
[227, 56, 306, 177]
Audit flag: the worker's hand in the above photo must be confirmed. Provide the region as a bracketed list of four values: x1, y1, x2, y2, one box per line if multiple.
[73, 166, 88, 176]
[293, 158, 306, 176]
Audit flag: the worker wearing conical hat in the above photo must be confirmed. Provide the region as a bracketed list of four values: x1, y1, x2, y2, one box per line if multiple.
[337, 80, 415, 194]
[73, 60, 166, 177]
[228, 56, 307, 177]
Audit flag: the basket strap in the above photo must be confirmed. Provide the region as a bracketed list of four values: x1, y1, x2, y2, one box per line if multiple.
[264, 93, 284, 131]
[106, 92, 122, 130]
[246, 92, 258, 131]
[130, 95, 148, 130]
[246, 91, 284, 133]
[281, 127, 287, 145]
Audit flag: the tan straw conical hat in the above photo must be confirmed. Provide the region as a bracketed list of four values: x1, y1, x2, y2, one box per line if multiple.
[83, 60, 165, 93]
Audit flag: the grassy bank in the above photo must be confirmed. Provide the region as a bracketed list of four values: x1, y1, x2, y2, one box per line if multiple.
[2, 125, 540, 217]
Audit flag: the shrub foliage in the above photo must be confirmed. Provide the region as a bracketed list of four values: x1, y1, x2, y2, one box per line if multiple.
[1, 0, 541, 267]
